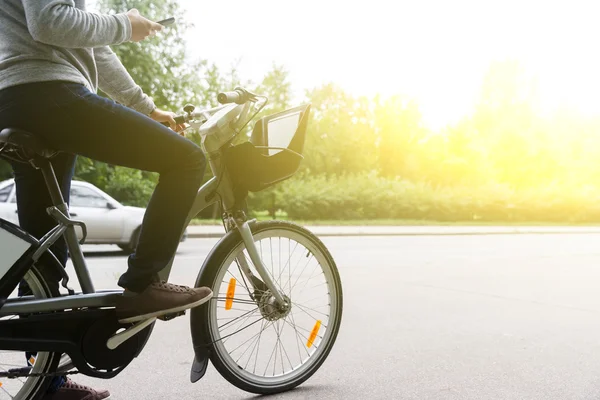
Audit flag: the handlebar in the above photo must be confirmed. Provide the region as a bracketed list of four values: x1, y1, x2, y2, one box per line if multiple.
[158, 86, 260, 129]
[218, 87, 259, 105]
[218, 89, 245, 105]
[160, 115, 187, 128]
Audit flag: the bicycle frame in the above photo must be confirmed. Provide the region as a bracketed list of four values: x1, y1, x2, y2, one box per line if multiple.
[0, 102, 285, 316]
[0, 96, 316, 385]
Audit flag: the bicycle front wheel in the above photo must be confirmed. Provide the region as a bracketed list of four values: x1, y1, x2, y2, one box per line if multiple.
[192, 221, 343, 395]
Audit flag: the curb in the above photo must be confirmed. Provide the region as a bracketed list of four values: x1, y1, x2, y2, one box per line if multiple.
[186, 226, 600, 239]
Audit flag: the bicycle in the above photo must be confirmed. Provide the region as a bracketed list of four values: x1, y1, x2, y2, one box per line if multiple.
[0, 87, 343, 399]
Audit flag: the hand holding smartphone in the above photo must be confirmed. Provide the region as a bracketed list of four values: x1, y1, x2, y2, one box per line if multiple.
[156, 17, 175, 26]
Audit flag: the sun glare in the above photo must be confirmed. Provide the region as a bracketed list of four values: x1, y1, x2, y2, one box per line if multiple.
[178, 0, 600, 130]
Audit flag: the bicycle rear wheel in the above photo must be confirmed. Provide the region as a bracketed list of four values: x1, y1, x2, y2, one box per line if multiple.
[192, 221, 343, 395]
[0, 266, 61, 400]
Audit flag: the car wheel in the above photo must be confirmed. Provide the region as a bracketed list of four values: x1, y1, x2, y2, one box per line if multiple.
[118, 226, 141, 254]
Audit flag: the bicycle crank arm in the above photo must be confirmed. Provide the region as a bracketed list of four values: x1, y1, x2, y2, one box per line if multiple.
[57, 354, 75, 373]
[106, 317, 157, 350]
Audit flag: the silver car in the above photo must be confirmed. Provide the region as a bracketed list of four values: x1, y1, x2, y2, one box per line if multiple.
[0, 178, 186, 253]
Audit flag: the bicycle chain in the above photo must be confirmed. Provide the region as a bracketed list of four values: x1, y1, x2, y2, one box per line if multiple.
[0, 368, 80, 379]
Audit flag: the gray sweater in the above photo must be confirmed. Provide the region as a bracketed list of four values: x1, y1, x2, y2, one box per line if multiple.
[0, 0, 156, 115]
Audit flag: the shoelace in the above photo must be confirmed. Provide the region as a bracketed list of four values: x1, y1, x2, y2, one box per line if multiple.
[152, 280, 194, 293]
[62, 378, 95, 392]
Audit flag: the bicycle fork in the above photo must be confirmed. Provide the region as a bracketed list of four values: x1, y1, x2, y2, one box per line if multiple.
[227, 213, 287, 307]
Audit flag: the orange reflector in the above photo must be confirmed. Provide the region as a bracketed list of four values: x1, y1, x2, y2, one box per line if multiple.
[0, 381, 2, 387]
[29, 356, 35, 365]
[307, 320, 322, 348]
[225, 278, 236, 310]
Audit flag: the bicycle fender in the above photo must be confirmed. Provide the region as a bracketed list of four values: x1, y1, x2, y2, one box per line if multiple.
[190, 347, 210, 383]
[189, 220, 257, 383]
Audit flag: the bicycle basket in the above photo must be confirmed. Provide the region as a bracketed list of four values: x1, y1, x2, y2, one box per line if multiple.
[223, 104, 310, 194]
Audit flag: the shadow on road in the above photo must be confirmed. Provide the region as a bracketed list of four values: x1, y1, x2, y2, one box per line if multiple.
[242, 385, 337, 399]
[81, 249, 185, 258]
[82, 250, 129, 258]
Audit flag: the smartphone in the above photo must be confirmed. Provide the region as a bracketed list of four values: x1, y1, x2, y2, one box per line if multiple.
[157, 17, 175, 26]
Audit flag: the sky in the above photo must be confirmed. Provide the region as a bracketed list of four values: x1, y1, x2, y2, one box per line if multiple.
[92, 0, 600, 130]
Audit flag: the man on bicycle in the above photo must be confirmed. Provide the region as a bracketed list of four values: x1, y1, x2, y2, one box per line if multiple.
[0, 1, 213, 398]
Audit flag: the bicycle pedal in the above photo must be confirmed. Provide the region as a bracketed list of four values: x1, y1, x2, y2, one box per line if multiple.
[158, 310, 186, 321]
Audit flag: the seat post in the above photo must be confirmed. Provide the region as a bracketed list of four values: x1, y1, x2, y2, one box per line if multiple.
[34, 157, 96, 294]
[36, 158, 65, 207]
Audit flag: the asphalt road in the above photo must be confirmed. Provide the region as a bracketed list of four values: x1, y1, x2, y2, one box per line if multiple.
[65, 234, 600, 400]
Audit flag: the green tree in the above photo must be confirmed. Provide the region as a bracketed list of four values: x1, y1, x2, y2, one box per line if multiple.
[374, 95, 427, 179]
[0, 159, 10, 181]
[74, 0, 209, 205]
[254, 64, 292, 115]
[97, 0, 205, 110]
[302, 84, 377, 176]
[470, 60, 542, 187]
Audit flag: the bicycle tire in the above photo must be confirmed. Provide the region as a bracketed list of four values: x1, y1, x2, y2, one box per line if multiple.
[0, 265, 61, 400]
[191, 221, 343, 395]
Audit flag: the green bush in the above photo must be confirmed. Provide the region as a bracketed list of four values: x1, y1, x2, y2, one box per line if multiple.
[246, 172, 600, 222]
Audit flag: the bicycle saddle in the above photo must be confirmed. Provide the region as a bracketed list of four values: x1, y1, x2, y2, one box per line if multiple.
[0, 128, 58, 162]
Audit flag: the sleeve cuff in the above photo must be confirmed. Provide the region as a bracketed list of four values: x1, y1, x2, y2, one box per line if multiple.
[114, 13, 132, 43]
[135, 97, 157, 116]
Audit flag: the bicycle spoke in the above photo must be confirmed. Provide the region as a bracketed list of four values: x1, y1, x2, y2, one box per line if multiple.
[294, 294, 330, 307]
[241, 319, 270, 370]
[214, 297, 257, 306]
[278, 242, 301, 291]
[226, 267, 254, 299]
[234, 319, 274, 364]
[287, 254, 315, 294]
[282, 318, 319, 336]
[283, 316, 325, 350]
[292, 268, 325, 297]
[252, 318, 265, 374]
[272, 329, 278, 376]
[0, 383, 14, 398]
[295, 282, 329, 299]
[289, 311, 311, 360]
[218, 308, 259, 331]
[218, 315, 254, 322]
[209, 226, 341, 385]
[233, 257, 256, 299]
[214, 314, 274, 345]
[220, 309, 260, 340]
[292, 263, 323, 293]
[270, 238, 275, 284]
[287, 238, 292, 297]
[256, 239, 285, 295]
[217, 307, 256, 314]
[276, 320, 294, 372]
[220, 279, 251, 292]
[0, 366, 25, 384]
[263, 334, 278, 377]
[293, 303, 330, 321]
[240, 251, 284, 295]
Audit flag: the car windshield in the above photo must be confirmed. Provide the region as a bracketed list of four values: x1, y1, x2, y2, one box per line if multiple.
[0, 184, 13, 202]
[70, 186, 107, 208]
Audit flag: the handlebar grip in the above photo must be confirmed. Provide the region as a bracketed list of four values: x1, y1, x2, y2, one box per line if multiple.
[218, 90, 243, 105]
[160, 115, 186, 127]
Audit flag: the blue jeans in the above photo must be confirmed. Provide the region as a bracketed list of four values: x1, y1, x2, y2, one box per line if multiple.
[0, 81, 206, 292]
